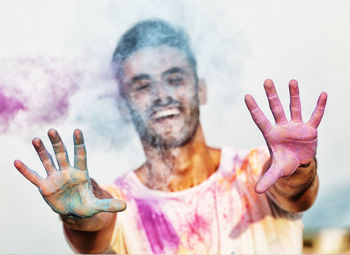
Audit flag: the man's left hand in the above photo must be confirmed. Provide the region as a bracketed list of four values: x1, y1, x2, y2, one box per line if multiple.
[245, 79, 327, 193]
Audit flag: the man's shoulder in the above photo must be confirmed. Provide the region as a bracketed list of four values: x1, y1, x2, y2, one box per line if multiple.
[220, 146, 268, 159]
[101, 170, 137, 199]
[219, 146, 269, 173]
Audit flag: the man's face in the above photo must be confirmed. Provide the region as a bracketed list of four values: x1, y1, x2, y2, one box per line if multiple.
[120, 46, 202, 149]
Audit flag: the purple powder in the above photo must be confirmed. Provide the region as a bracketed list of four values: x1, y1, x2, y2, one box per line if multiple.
[0, 87, 26, 132]
[135, 198, 180, 253]
[0, 57, 81, 132]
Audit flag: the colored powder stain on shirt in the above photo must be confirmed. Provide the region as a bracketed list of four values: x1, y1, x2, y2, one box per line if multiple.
[248, 149, 260, 175]
[189, 213, 209, 238]
[104, 148, 303, 254]
[135, 198, 180, 253]
[185, 212, 212, 251]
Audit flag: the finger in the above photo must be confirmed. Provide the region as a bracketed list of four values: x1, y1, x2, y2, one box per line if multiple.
[48, 129, 70, 170]
[245, 94, 272, 135]
[255, 164, 282, 194]
[14, 160, 42, 187]
[289, 79, 303, 122]
[73, 129, 87, 170]
[264, 79, 287, 124]
[32, 137, 57, 175]
[308, 92, 328, 128]
[94, 198, 127, 213]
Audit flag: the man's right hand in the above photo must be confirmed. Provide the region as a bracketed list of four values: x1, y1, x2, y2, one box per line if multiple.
[14, 128, 126, 218]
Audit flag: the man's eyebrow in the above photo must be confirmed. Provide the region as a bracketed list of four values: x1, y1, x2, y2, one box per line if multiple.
[162, 67, 186, 78]
[131, 74, 151, 84]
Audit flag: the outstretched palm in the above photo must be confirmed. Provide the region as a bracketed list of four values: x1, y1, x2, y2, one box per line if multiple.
[14, 129, 126, 217]
[245, 79, 327, 193]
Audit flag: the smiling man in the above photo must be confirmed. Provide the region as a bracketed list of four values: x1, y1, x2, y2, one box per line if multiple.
[14, 19, 327, 254]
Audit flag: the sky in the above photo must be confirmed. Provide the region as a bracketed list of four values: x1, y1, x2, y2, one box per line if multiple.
[0, 0, 349, 253]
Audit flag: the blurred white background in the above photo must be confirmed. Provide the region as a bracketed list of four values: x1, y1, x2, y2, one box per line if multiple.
[0, 0, 349, 253]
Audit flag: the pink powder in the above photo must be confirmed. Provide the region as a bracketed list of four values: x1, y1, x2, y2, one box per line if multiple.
[135, 198, 180, 253]
[0, 87, 26, 132]
[0, 57, 81, 132]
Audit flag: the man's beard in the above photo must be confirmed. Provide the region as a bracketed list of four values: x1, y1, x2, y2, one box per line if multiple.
[129, 97, 200, 150]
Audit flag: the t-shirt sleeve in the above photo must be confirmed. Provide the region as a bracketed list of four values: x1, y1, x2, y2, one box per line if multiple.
[239, 148, 302, 219]
[100, 184, 128, 254]
[241, 147, 270, 182]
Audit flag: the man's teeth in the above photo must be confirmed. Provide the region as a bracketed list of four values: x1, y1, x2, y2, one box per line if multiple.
[154, 108, 180, 119]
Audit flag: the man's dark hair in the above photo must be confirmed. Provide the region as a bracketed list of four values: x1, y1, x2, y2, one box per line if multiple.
[111, 19, 198, 92]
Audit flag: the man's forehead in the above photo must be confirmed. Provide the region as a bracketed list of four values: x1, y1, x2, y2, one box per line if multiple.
[122, 46, 190, 79]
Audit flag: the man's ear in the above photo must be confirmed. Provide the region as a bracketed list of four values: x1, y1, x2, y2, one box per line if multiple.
[198, 79, 207, 105]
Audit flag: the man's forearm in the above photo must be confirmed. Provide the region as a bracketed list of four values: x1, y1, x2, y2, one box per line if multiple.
[265, 158, 319, 212]
[62, 212, 116, 253]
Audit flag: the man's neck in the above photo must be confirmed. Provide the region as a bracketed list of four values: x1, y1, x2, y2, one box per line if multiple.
[135, 125, 221, 192]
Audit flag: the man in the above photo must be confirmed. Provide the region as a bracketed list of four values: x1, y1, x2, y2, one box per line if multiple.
[14, 19, 327, 254]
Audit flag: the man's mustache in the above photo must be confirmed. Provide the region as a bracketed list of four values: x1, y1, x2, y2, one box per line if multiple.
[147, 97, 184, 118]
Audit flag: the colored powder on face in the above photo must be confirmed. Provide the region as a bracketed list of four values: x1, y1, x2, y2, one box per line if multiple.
[135, 198, 180, 253]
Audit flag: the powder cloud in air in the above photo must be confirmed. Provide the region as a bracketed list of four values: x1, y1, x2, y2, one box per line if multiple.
[0, 57, 81, 133]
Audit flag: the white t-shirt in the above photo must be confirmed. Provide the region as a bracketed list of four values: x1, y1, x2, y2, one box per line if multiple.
[103, 147, 303, 254]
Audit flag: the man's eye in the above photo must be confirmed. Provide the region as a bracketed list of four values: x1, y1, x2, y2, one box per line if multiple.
[167, 76, 184, 86]
[135, 82, 151, 91]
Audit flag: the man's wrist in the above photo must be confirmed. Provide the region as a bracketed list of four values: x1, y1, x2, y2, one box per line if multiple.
[60, 213, 94, 225]
[60, 213, 109, 231]
[273, 158, 317, 197]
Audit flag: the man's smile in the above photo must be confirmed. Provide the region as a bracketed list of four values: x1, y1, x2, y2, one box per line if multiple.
[151, 107, 182, 121]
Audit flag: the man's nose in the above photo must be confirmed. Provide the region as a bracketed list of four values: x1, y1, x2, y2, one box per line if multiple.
[152, 82, 173, 103]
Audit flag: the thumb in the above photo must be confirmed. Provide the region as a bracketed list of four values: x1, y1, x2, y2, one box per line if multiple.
[255, 163, 282, 194]
[94, 198, 127, 213]
[255, 156, 300, 194]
